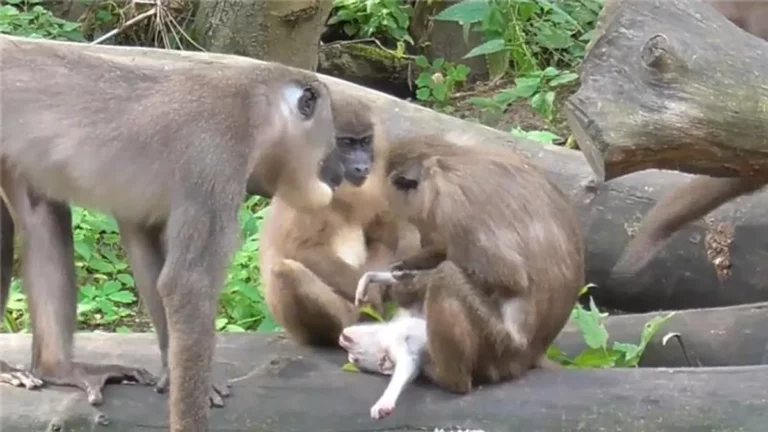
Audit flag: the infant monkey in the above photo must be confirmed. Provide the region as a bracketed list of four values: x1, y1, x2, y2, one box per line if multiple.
[339, 302, 426, 421]
[339, 134, 584, 420]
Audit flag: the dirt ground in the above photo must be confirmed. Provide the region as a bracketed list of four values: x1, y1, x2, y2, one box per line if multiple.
[450, 79, 579, 143]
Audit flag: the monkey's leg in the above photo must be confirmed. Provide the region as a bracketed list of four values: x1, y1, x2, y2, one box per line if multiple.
[158, 202, 241, 432]
[119, 221, 231, 407]
[421, 261, 516, 394]
[11, 186, 154, 404]
[268, 258, 359, 346]
[369, 318, 427, 421]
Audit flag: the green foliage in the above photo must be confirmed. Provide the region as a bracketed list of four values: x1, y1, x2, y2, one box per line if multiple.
[549, 284, 677, 368]
[470, 65, 578, 123]
[510, 127, 561, 145]
[328, 0, 414, 45]
[0, 0, 86, 41]
[2, 197, 280, 334]
[413, 55, 471, 112]
[435, 0, 602, 75]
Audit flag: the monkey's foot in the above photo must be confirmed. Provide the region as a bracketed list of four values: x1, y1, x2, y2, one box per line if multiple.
[0, 360, 44, 390]
[370, 399, 396, 420]
[155, 369, 231, 408]
[40, 361, 156, 405]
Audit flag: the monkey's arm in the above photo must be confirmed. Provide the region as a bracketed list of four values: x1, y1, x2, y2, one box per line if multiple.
[391, 246, 446, 272]
[291, 251, 367, 302]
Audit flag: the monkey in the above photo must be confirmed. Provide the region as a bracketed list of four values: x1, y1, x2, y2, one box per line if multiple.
[340, 134, 585, 419]
[608, 0, 768, 284]
[261, 95, 422, 347]
[0, 34, 344, 432]
[339, 305, 427, 421]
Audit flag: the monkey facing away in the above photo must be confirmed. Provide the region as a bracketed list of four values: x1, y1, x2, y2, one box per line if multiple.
[261, 96, 420, 347]
[0, 35, 344, 431]
[341, 134, 585, 419]
[609, 0, 768, 284]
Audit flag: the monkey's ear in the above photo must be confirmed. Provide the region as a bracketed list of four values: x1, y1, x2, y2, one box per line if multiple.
[392, 161, 422, 191]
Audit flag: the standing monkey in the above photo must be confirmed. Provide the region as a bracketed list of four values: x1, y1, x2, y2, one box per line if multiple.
[343, 134, 585, 419]
[609, 0, 768, 283]
[0, 35, 344, 432]
[261, 96, 420, 347]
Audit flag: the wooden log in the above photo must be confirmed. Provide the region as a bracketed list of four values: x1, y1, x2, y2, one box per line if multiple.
[556, 301, 768, 367]
[566, 0, 768, 182]
[5, 34, 768, 313]
[2, 332, 768, 431]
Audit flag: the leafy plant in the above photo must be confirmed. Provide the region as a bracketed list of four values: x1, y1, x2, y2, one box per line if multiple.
[548, 284, 676, 368]
[414, 55, 471, 112]
[435, 0, 601, 77]
[0, 0, 86, 41]
[470, 66, 578, 121]
[510, 127, 561, 145]
[328, 0, 414, 45]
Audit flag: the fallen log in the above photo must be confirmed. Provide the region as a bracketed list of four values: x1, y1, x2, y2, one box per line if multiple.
[5, 35, 768, 313]
[566, 0, 768, 182]
[2, 332, 768, 432]
[555, 301, 768, 367]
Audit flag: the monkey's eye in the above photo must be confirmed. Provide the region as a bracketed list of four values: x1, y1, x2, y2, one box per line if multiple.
[337, 137, 354, 148]
[297, 86, 318, 119]
[393, 175, 419, 191]
[360, 136, 373, 147]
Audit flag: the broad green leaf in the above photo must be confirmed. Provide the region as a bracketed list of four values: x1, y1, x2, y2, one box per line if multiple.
[545, 345, 573, 365]
[256, 313, 282, 332]
[360, 305, 385, 322]
[531, 90, 556, 118]
[431, 83, 448, 102]
[639, 312, 676, 348]
[88, 259, 114, 274]
[102, 281, 122, 295]
[117, 273, 135, 287]
[434, 0, 490, 24]
[549, 72, 579, 87]
[571, 299, 609, 350]
[535, 25, 574, 49]
[471, 97, 504, 110]
[463, 38, 506, 59]
[572, 348, 620, 368]
[224, 324, 246, 333]
[513, 76, 542, 98]
[74, 242, 93, 261]
[493, 90, 522, 106]
[612, 342, 642, 366]
[542, 66, 560, 77]
[432, 58, 446, 70]
[342, 362, 360, 372]
[510, 128, 561, 145]
[415, 87, 431, 101]
[109, 290, 136, 304]
[414, 55, 430, 68]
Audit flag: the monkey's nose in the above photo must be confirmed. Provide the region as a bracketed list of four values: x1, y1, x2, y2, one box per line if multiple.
[354, 165, 370, 176]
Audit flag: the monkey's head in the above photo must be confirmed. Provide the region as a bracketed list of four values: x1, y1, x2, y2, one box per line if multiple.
[331, 96, 379, 188]
[248, 77, 341, 211]
[385, 155, 444, 226]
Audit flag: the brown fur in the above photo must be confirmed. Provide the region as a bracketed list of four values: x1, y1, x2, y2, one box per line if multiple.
[0, 34, 342, 432]
[261, 98, 420, 347]
[372, 135, 585, 393]
[609, 0, 768, 282]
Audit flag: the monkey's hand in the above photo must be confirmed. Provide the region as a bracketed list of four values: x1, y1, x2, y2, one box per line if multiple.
[356, 271, 420, 306]
[156, 367, 232, 408]
[0, 360, 44, 390]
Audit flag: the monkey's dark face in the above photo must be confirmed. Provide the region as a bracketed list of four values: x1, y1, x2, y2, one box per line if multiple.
[337, 134, 374, 187]
[390, 160, 422, 192]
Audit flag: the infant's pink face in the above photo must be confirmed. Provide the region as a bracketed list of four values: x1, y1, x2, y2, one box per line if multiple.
[339, 323, 393, 375]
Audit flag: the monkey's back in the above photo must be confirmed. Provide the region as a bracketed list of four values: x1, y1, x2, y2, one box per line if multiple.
[389, 137, 585, 356]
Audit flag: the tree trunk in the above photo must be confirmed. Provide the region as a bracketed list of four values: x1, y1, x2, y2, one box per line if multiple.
[2, 332, 768, 431]
[565, 0, 768, 182]
[193, 0, 334, 70]
[12, 35, 768, 313]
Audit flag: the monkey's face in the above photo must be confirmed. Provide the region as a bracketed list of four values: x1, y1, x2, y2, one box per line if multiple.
[337, 134, 374, 187]
[339, 324, 393, 375]
[271, 80, 340, 210]
[386, 158, 432, 223]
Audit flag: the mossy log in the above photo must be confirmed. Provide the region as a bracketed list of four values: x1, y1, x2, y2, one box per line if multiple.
[566, 0, 768, 181]
[2, 332, 768, 431]
[317, 42, 413, 98]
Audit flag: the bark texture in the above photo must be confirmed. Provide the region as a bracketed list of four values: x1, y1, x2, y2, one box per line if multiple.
[194, 0, 334, 70]
[2, 332, 768, 431]
[566, 0, 768, 181]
